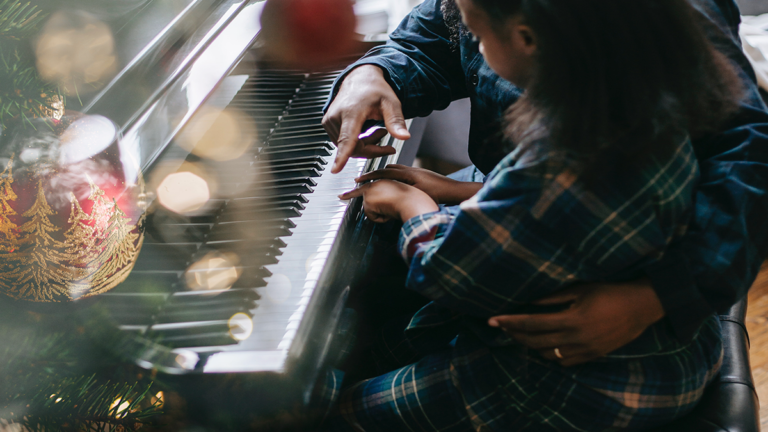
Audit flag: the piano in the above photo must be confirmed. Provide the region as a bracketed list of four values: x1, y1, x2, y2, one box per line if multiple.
[49, 0, 408, 427]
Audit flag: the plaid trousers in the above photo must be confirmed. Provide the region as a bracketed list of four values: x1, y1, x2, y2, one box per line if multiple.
[318, 313, 722, 432]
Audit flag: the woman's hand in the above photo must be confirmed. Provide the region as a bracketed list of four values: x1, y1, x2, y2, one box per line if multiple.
[355, 164, 483, 205]
[339, 180, 440, 222]
[488, 279, 665, 367]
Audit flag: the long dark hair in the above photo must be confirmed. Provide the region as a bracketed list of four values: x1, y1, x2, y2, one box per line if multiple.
[446, 0, 742, 168]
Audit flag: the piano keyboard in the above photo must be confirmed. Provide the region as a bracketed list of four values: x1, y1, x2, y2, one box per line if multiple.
[96, 67, 379, 374]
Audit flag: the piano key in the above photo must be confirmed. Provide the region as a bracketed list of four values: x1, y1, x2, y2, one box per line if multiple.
[217, 206, 302, 222]
[256, 155, 327, 167]
[261, 146, 333, 159]
[148, 321, 242, 347]
[232, 192, 308, 204]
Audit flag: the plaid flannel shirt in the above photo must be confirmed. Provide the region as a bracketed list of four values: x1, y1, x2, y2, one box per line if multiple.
[384, 138, 724, 430]
[397, 137, 701, 349]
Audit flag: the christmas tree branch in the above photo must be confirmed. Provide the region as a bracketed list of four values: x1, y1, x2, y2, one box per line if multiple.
[0, 310, 163, 432]
[0, 0, 45, 40]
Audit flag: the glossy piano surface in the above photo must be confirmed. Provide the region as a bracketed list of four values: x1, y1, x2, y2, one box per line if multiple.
[42, 0, 407, 423]
[0, 0, 406, 425]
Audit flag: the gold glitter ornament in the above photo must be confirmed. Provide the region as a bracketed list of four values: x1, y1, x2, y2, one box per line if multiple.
[39, 94, 65, 121]
[0, 115, 145, 303]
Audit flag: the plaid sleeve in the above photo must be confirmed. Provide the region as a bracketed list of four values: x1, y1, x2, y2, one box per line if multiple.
[398, 211, 454, 262]
[398, 142, 699, 318]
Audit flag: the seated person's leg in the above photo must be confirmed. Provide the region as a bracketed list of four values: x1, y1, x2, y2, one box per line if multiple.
[324, 351, 475, 432]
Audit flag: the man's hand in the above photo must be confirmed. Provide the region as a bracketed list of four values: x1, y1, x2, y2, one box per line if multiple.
[488, 279, 665, 367]
[323, 65, 411, 174]
[339, 180, 439, 222]
[355, 164, 484, 205]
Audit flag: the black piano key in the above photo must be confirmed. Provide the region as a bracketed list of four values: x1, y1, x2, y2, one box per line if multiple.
[270, 129, 326, 140]
[217, 217, 296, 230]
[232, 192, 308, 203]
[217, 206, 301, 222]
[167, 288, 260, 305]
[242, 182, 314, 195]
[288, 100, 326, 110]
[271, 124, 325, 134]
[263, 147, 333, 159]
[257, 155, 327, 167]
[267, 134, 331, 146]
[277, 116, 324, 128]
[261, 140, 332, 151]
[148, 321, 241, 347]
[156, 290, 260, 324]
[302, 80, 335, 88]
[284, 105, 329, 116]
[225, 197, 305, 212]
[233, 267, 271, 286]
[200, 240, 284, 258]
[155, 305, 254, 324]
[206, 222, 294, 242]
[260, 160, 325, 171]
[250, 176, 317, 188]
[292, 92, 332, 101]
[263, 167, 323, 179]
[206, 237, 287, 250]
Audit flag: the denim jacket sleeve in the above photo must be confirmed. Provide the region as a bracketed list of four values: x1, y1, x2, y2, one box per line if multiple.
[325, 0, 467, 118]
[645, 0, 768, 341]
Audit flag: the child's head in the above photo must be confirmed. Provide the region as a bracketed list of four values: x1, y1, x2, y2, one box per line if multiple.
[454, 0, 533, 87]
[452, 0, 742, 162]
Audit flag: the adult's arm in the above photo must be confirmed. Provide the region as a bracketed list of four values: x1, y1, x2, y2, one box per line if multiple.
[325, 0, 467, 119]
[644, 0, 768, 341]
[321, 0, 468, 171]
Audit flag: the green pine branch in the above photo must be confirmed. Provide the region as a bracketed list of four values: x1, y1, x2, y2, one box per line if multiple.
[0, 0, 60, 130]
[0, 0, 45, 41]
[0, 48, 61, 127]
[18, 376, 162, 432]
[0, 309, 164, 432]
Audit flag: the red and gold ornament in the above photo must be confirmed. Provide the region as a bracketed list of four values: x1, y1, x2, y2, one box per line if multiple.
[0, 114, 144, 302]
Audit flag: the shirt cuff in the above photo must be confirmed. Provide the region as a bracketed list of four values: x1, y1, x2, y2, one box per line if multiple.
[323, 58, 405, 114]
[644, 248, 716, 343]
[398, 210, 454, 262]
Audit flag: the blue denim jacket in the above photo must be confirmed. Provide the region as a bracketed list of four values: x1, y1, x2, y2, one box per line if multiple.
[328, 0, 768, 341]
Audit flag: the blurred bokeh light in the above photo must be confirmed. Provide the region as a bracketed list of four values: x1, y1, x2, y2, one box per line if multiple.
[185, 252, 241, 292]
[228, 312, 254, 341]
[35, 11, 117, 96]
[152, 391, 165, 408]
[110, 397, 131, 418]
[174, 350, 198, 370]
[151, 160, 216, 214]
[177, 107, 256, 162]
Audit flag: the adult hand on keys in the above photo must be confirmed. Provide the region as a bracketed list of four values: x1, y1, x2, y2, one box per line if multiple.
[322, 65, 411, 173]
